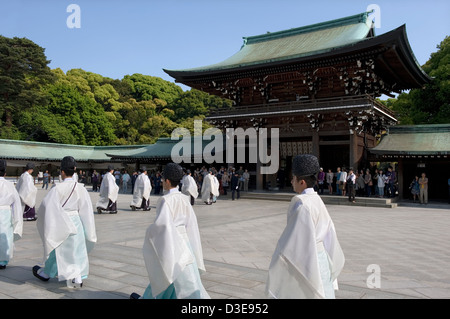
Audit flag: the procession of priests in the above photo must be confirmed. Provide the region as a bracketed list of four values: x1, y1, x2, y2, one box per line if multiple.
[1, 154, 345, 299]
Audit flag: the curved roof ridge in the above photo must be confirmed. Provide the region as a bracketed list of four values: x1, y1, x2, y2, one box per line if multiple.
[243, 12, 370, 46]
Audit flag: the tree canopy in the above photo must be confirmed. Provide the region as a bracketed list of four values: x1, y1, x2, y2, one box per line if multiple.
[0, 35, 232, 145]
[386, 36, 450, 124]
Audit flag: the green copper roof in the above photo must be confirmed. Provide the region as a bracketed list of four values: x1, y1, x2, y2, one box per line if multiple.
[106, 137, 225, 160]
[0, 139, 144, 162]
[370, 125, 450, 156]
[165, 12, 373, 74]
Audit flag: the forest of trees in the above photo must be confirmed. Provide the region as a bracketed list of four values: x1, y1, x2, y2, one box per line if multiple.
[0, 35, 448, 146]
[0, 36, 232, 146]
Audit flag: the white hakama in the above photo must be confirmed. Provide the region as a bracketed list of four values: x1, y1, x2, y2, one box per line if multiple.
[266, 189, 345, 299]
[37, 179, 97, 281]
[142, 189, 210, 299]
[0, 177, 23, 266]
[131, 173, 152, 209]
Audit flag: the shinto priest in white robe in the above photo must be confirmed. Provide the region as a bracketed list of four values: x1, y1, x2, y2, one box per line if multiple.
[131, 172, 152, 208]
[0, 176, 23, 266]
[96, 171, 119, 210]
[266, 188, 345, 299]
[181, 174, 198, 199]
[201, 173, 219, 203]
[37, 177, 97, 281]
[142, 188, 210, 299]
[16, 170, 37, 213]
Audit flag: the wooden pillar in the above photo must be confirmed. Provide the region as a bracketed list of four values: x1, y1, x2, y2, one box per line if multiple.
[397, 159, 404, 199]
[312, 130, 320, 159]
[349, 131, 358, 169]
[256, 137, 263, 190]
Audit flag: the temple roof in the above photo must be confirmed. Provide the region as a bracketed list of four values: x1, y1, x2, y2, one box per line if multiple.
[164, 12, 431, 90]
[370, 124, 450, 156]
[166, 12, 373, 74]
[106, 137, 225, 162]
[0, 139, 143, 162]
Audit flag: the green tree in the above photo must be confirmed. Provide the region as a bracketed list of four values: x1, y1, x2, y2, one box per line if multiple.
[122, 73, 183, 105]
[389, 36, 450, 124]
[20, 82, 116, 145]
[0, 36, 55, 138]
[170, 89, 232, 122]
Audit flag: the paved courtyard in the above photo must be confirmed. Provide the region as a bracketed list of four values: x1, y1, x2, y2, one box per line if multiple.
[1, 187, 450, 299]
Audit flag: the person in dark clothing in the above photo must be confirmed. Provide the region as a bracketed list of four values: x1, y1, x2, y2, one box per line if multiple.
[230, 172, 240, 200]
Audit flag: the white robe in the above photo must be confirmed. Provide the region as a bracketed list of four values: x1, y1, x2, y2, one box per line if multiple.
[96, 172, 119, 209]
[266, 188, 345, 299]
[131, 173, 152, 207]
[201, 174, 219, 202]
[16, 171, 37, 208]
[181, 175, 198, 199]
[142, 189, 209, 299]
[0, 177, 23, 263]
[37, 178, 97, 281]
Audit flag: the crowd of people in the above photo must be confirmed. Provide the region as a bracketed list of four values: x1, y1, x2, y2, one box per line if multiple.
[313, 166, 400, 201]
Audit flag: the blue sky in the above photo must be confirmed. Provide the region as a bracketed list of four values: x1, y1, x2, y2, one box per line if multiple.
[1, 0, 449, 91]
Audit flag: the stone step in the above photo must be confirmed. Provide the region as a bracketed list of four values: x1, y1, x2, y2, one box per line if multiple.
[240, 191, 398, 208]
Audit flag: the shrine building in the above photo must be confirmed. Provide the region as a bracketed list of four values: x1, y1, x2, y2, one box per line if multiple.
[164, 11, 431, 190]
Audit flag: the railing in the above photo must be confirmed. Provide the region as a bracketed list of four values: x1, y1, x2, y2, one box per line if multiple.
[207, 94, 395, 119]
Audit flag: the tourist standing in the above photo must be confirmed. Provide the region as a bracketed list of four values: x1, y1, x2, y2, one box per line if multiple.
[410, 176, 420, 203]
[418, 172, 428, 204]
[347, 168, 356, 203]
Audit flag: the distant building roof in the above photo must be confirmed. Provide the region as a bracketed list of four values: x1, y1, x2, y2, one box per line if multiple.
[370, 124, 450, 157]
[0, 139, 143, 163]
[106, 137, 225, 162]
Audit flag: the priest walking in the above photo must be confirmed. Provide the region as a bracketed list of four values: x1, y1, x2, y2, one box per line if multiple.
[266, 154, 345, 299]
[131, 163, 210, 299]
[32, 156, 97, 288]
[181, 169, 198, 206]
[96, 165, 119, 214]
[16, 162, 38, 221]
[201, 170, 218, 205]
[130, 166, 152, 211]
[0, 160, 23, 269]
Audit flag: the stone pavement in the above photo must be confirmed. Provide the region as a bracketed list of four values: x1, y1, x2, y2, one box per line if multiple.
[1, 187, 450, 299]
